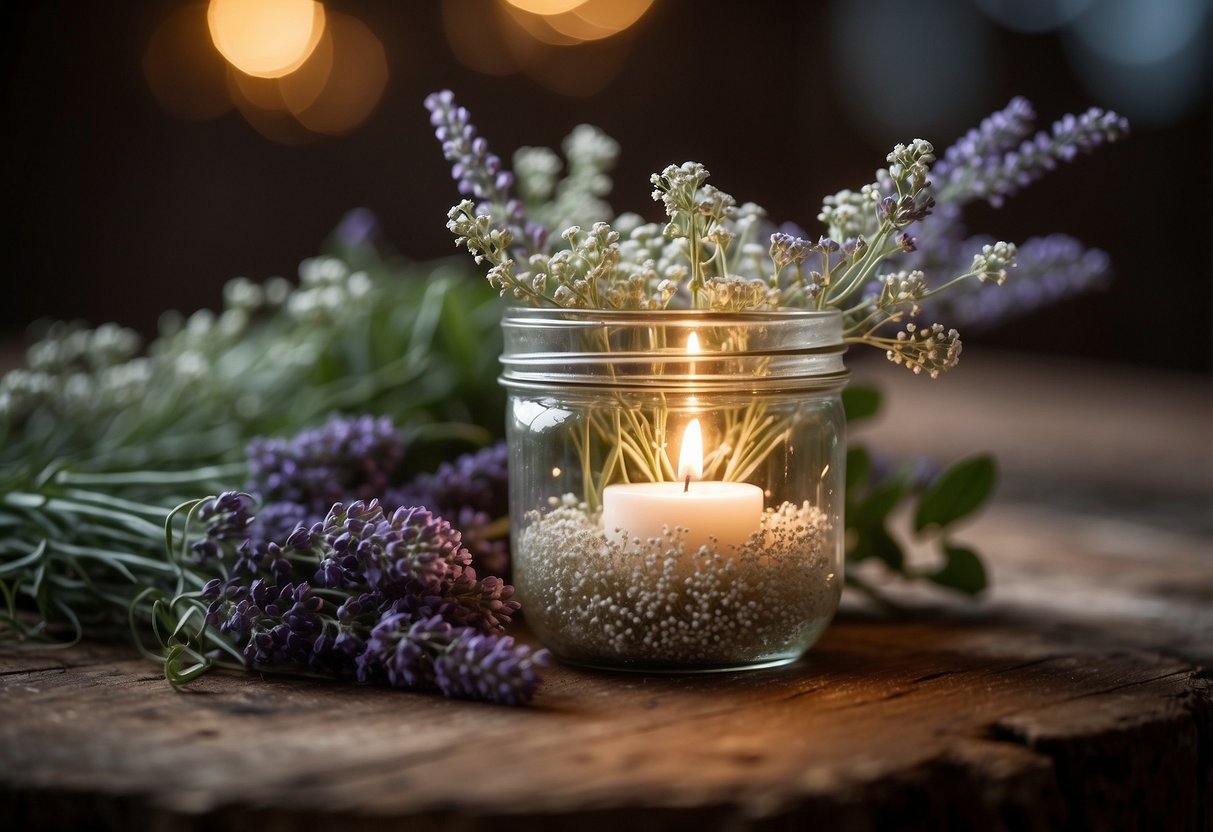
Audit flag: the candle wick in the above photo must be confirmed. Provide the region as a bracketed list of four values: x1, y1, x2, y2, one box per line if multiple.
[683, 474, 691, 493]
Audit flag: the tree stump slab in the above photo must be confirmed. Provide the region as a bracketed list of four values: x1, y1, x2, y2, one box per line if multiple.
[2, 354, 1210, 830]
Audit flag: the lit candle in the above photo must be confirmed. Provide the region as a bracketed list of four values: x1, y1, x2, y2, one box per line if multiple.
[601, 417, 764, 554]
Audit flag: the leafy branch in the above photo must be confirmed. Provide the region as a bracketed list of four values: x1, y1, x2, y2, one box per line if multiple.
[843, 385, 994, 597]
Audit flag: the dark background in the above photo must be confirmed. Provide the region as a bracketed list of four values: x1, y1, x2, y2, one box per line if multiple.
[2, 0, 1210, 372]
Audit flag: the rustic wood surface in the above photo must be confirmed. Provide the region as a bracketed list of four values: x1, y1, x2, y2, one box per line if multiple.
[2, 352, 1211, 831]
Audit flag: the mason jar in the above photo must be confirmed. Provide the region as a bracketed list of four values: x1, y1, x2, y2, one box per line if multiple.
[500, 309, 847, 672]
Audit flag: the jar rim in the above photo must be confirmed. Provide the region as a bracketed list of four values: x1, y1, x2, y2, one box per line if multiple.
[500, 307, 844, 324]
[500, 307, 848, 391]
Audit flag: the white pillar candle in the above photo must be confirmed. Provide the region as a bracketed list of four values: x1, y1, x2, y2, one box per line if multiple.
[601, 416, 764, 553]
[601, 480, 764, 553]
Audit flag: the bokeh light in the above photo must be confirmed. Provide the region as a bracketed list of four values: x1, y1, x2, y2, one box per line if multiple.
[288, 13, 388, 136]
[278, 26, 336, 114]
[830, 0, 992, 142]
[535, 0, 656, 42]
[442, 0, 653, 95]
[143, 4, 232, 121]
[497, 0, 654, 44]
[442, 0, 536, 76]
[520, 38, 630, 97]
[972, 0, 1094, 33]
[504, 0, 589, 14]
[229, 84, 317, 145]
[227, 65, 290, 113]
[1064, 1, 1211, 124]
[1066, 0, 1206, 65]
[498, 1, 584, 46]
[147, 2, 386, 143]
[207, 0, 326, 79]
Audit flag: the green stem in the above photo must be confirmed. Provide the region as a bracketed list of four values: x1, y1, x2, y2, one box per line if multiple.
[827, 227, 894, 308]
[53, 464, 247, 488]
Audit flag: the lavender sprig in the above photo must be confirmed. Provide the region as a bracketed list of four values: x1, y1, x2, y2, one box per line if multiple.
[317, 502, 467, 598]
[190, 491, 254, 564]
[390, 441, 511, 575]
[433, 90, 1128, 379]
[246, 415, 513, 577]
[433, 628, 547, 705]
[182, 496, 540, 704]
[934, 100, 1129, 207]
[246, 414, 404, 520]
[359, 612, 548, 705]
[424, 90, 534, 256]
[918, 233, 1112, 330]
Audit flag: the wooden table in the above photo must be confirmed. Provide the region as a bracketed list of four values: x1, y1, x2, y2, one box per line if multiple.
[2, 353, 1211, 830]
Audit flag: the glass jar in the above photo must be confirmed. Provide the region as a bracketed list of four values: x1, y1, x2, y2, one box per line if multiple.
[500, 309, 847, 672]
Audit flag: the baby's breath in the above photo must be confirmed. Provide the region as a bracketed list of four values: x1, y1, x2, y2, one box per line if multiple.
[433, 90, 1126, 380]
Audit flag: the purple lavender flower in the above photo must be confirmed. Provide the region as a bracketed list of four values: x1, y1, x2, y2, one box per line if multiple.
[335, 207, 379, 250]
[205, 579, 324, 666]
[246, 414, 405, 518]
[390, 441, 511, 576]
[395, 441, 509, 518]
[242, 581, 325, 666]
[888, 100, 1128, 331]
[937, 97, 1036, 180]
[231, 538, 295, 582]
[424, 91, 529, 245]
[424, 90, 541, 261]
[247, 500, 311, 547]
[919, 233, 1112, 330]
[204, 581, 253, 639]
[358, 612, 444, 688]
[314, 500, 520, 633]
[190, 491, 254, 564]
[434, 630, 549, 706]
[440, 569, 518, 632]
[187, 426, 541, 704]
[319, 501, 466, 596]
[934, 100, 1129, 208]
[358, 612, 549, 705]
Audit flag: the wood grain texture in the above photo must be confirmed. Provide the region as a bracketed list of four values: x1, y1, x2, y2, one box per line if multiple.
[1, 354, 1210, 830]
[1, 614, 1209, 829]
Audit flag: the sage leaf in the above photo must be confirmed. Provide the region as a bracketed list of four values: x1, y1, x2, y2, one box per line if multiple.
[842, 385, 882, 423]
[846, 446, 872, 492]
[929, 544, 988, 594]
[914, 454, 997, 532]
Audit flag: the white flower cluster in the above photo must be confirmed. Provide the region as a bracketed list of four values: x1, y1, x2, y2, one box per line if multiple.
[223, 275, 291, 314]
[818, 186, 881, 241]
[25, 321, 140, 374]
[704, 275, 779, 311]
[0, 330, 153, 424]
[287, 257, 373, 323]
[515, 124, 620, 235]
[885, 322, 963, 379]
[970, 241, 1018, 284]
[876, 269, 930, 318]
[444, 112, 1021, 379]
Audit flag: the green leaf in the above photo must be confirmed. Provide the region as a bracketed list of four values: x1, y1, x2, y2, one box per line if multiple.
[847, 475, 909, 573]
[914, 454, 997, 532]
[845, 446, 872, 492]
[847, 527, 904, 572]
[853, 476, 908, 528]
[842, 385, 882, 423]
[928, 544, 988, 595]
[862, 525, 905, 571]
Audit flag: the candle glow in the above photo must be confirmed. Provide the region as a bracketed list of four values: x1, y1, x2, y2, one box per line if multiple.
[678, 418, 703, 482]
[601, 413, 763, 555]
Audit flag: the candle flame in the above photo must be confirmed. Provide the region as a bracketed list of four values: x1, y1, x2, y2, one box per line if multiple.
[678, 418, 703, 482]
[686, 331, 700, 354]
